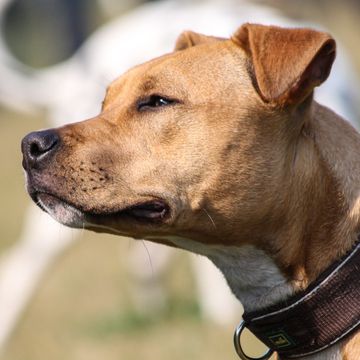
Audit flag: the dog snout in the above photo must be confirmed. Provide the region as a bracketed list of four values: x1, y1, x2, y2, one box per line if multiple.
[21, 129, 60, 169]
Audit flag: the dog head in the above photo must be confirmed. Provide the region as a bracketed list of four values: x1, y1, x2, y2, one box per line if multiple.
[22, 24, 336, 248]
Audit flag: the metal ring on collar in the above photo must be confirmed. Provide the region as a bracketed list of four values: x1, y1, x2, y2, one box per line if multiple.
[233, 320, 274, 360]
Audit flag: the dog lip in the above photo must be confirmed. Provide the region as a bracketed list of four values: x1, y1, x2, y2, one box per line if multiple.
[32, 190, 171, 225]
[116, 200, 170, 222]
[32, 192, 85, 227]
[87, 199, 171, 224]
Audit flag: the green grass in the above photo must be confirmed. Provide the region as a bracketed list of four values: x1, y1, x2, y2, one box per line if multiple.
[84, 298, 201, 338]
[0, 232, 236, 360]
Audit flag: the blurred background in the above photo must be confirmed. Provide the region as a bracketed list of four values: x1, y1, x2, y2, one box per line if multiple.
[0, 1, 359, 359]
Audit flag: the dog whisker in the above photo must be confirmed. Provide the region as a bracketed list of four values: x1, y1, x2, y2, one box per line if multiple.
[202, 208, 216, 230]
[141, 240, 154, 276]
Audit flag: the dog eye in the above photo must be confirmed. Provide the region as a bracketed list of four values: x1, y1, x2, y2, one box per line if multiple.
[137, 95, 176, 111]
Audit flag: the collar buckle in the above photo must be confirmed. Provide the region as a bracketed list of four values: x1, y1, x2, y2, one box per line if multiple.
[235, 240, 360, 359]
[233, 320, 274, 360]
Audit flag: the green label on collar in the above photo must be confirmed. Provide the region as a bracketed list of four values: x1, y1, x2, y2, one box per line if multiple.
[266, 331, 295, 349]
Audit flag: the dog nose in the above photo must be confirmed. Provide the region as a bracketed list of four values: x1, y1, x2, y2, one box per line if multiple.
[22, 129, 60, 168]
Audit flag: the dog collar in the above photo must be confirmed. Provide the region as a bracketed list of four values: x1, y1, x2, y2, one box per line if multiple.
[233, 240, 360, 359]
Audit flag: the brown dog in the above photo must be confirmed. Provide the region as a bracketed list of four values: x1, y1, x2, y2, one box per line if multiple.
[22, 24, 360, 359]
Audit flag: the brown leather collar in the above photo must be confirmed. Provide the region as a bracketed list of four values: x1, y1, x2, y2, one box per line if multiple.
[241, 240, 360, 359]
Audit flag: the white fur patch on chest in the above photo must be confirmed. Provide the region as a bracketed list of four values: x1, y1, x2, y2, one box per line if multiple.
[149, 236, 342, 359]
[162, 236, 294, 312]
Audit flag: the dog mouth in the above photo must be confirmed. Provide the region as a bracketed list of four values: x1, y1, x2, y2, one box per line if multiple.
[32, 192, 171, 228]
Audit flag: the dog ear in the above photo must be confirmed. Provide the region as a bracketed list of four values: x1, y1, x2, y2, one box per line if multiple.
[232, 23, 336, 106]
[175, 31, 224, 51]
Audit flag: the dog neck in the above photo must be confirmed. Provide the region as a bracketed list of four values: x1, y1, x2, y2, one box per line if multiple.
[168, 237, 345, 360]
[169, 104, 360, 360]
[167, 238, 343, 360]
[166, 238, 293, 311]
[271, 103, 360, 286]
